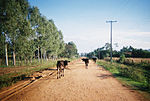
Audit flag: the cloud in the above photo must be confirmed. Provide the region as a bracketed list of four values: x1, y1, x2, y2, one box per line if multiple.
[57, 19, 150, 53]
[114, 31, 150, 50]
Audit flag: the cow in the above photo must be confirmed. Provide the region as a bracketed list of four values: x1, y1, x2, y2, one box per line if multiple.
[56, 60, 70, 79]
[57, 60, 65, 79]
[92, 57, 97, 63]
[64, 60, 70, 68]
[82, 58, 89, 69]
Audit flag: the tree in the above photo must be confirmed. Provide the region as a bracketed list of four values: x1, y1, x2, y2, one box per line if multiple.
[62, 41, 78, 58]
[29, 6, 41, 62]
[57, 31, 65, 57]
[86, 43, 110, 59]
[0, 0, 76, 66]
[0, 0, 11, 66]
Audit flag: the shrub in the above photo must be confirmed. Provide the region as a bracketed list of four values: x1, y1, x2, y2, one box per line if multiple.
[119, 54, 126, 63]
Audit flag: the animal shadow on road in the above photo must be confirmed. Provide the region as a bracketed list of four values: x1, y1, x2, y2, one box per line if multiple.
[44, 68, 57, 71]
[97, 74, 113, 80]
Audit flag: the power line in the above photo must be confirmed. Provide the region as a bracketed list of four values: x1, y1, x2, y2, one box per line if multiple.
[106, 20, 117, 63]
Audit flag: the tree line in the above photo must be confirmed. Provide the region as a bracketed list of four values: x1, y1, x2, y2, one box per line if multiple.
[0, 0, 78, 66]
[83, 43, 150, 59]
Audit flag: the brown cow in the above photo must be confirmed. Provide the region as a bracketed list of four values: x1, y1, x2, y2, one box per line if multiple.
[57, 60, 64, 79]
[56, 60, 70, 79]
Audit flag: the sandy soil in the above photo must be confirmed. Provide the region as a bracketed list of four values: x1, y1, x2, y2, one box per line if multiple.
[3, 59, 146, 101]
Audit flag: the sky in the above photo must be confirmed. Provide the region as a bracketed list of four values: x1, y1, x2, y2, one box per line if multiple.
[28, 0, 150, 53]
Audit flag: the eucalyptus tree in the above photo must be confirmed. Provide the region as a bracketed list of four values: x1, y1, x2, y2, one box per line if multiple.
[0, 0, 9, 66]
[36, 16, 50, 61]
[42, 18, 55, 60]
[45, 20, 55, 59]
[0, 0, 20, 66]
[63, 41, 78, 58]
[29, 6, 42, 62]
[10, 0, 31, 65]
[0, 0, 77, 66]
[2, 0, 32, 65]
[46, 20, 60, 59]
[57, 30, 65, 57]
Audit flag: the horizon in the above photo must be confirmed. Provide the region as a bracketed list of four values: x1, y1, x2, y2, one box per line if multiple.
[28, 0, 150, 53]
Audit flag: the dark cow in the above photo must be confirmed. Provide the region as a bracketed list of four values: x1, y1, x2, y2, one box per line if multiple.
[57, 60, 65, 79]
[64, 60, 70, 68]
[56, 60, 70, 79]
[92, 57, 97, 63]
[82, 58, 89, 69]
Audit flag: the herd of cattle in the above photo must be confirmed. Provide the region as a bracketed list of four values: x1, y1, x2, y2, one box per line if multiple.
[56, 57, 97, 79]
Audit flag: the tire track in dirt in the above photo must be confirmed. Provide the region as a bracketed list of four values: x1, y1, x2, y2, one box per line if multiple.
[0, 70, 56, 101]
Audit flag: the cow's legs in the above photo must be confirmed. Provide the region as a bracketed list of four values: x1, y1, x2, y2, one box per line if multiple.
[59, 68, 61, 78]
[62, 68, 64, 77]
[85, 63, 88, 69]
[57, 68, 61, 79]
[57, 68, 59, 79]
[60, 68, 62, 77]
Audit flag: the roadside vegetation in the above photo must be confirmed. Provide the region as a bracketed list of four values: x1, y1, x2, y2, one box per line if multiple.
[0, 60, 56, 89]
[97, 60, 150, 94]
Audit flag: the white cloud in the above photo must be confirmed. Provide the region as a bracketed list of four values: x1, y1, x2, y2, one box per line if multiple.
[114, 31, 150, 50]
[57, 20, 150, 53]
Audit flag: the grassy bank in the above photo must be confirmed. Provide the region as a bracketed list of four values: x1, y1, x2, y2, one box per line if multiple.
[0, 60, 56, 89]
[0, 59, 49, 68]
[97, 60, 150, 93]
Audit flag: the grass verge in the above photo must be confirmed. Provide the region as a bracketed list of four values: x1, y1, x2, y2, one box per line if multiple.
[0, 60, 56, 89]
[97, 60, 150, 100]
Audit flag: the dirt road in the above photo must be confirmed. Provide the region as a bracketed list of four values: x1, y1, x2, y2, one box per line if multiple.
[4, 59, 145, 101]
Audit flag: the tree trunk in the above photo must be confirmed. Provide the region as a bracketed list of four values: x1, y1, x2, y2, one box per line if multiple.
[46, 53, 48, 61]
[24, 58, 26, 64]
[38, 45, 40, 62]
[30, 57, 32, 63]
[5, 44, 8, 66]
[20, 57, 22, 66]
[13, 50, 16, 66]
[41, 48, 43, 63]
[43, 49, 46, 60]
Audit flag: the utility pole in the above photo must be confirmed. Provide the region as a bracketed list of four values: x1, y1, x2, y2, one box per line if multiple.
[106, 20, 117, 63]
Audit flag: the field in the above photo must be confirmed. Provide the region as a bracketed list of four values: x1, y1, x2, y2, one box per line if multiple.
[106, 57, 150, 64]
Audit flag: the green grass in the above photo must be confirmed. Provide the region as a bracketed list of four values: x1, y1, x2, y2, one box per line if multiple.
[0, 58, 76, 89]
[0, 60, 56, 89]
[0, 59, 44, 68]
[97, 60, 150, 93]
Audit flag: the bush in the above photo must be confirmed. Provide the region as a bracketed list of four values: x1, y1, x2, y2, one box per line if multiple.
[119, 54, 126, 63]
[119, 67, 147, 83]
